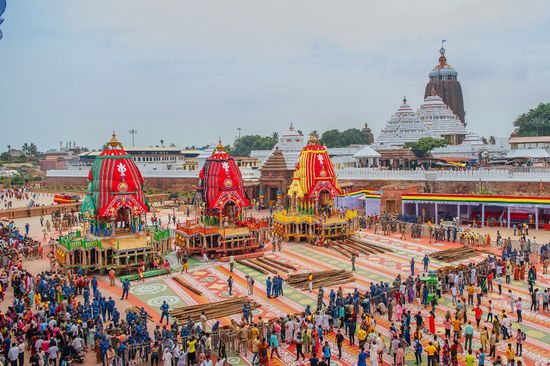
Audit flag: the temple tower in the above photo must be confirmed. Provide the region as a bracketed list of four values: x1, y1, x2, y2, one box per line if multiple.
[424, 44, 466, 125]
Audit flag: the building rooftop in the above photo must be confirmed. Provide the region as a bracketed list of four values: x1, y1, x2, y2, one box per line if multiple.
[509, 136, 550, 144]
[506, 148, 550, 159]
[353, 145, 381, 158]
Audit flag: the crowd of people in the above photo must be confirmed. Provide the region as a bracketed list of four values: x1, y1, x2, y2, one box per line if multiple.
[0, 188, 39, 209]
[216, 249, 547, 366]
[0, 221, 161, 366]
[0, 202, 548, 366]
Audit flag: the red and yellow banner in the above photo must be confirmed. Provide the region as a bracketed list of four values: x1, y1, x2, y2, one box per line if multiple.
[402, 193, 550, 206]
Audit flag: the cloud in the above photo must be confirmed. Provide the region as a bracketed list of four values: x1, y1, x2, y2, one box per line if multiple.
[0, 0, 549, 150]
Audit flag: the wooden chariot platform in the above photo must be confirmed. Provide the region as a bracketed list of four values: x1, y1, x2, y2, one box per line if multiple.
[55, 228, 171, 273]
[272, 210, 358, 242]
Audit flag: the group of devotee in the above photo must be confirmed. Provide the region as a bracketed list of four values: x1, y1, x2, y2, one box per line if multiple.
[0, 188, 40, 209]
[0, 221, 154, 366]
[220, 249, 546, 366]
[1, 200, 550, 366]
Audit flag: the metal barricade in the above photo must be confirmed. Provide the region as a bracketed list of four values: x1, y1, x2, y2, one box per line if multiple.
[122, 343, 151, 366]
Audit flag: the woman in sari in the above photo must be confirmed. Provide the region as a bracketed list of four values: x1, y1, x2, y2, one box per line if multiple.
[441, 339, 450, 366]
[514, 264, 520, 281]
[450, 340, 459, 366]
[428, 312, 436, 335]
[395, 302, 403, 322]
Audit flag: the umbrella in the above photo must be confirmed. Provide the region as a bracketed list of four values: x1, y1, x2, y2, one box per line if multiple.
[0, 217, 11, 222]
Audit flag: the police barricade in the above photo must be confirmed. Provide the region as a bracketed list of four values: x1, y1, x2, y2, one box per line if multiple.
[118, 329, 240, 366]
[21, 244, 41, 259]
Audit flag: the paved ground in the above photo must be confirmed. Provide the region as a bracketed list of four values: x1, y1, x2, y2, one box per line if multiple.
[4, 199, 550, 366]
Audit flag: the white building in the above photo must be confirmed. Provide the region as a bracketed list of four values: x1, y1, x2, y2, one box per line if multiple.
[430, 133, 510, 161]
[417, 93, 467, 145]
[251, 123, 305, 170]
[70, 146, 188, 171]
[376, 93, 468, 148]
[375, 98, 429, 148]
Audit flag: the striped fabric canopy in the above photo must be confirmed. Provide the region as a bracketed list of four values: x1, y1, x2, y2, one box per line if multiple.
[81, 134, 150, 218]
[197, 143, 250, 211]
[287, 134, 343, 202]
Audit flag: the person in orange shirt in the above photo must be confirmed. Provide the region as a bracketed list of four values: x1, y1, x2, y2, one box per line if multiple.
[108, 268, 116, 286]
[453, 317, 462, 340]
[425, 341, 437, 366]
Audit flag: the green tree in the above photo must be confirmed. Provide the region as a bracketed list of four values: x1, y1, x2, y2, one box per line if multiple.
[404, 137, 448, 158]
[320, 128, 367, 148]
[21, 142, 39, 156]
[513, 102, 550, 136]
[320, 129, 341, 147]
[229, 134, 278, 156]
[340, 128, 367, 146]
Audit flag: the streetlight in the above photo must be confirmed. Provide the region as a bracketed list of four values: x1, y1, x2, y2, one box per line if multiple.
[128, 129, 138, 147]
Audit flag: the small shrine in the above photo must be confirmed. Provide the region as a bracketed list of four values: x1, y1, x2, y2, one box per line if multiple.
[273, 133, 357, 242]
[174, 141, 268, 257]
[55, 133, 169, 273]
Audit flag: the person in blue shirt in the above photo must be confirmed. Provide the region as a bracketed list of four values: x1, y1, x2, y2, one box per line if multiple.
[357, 346, 368, 366]
[121, 279, 130, 300]
[403, 325, 411, 346]
[100, 297, 107, 321]
[478, 348, 486, 366]
[100, 336, 110, 365]
[107, 297, 115, 320]
[309, 353, 319, 366]
[91, 276, 98, 297]
[117, 341, 127, 365]
[271, 277, 278, 298]
[322, 341, 331, 365]
[160, 301, 169, 323]
[423, 254, 430, 272]
[112, 308, 120, 325]
[242, 302, 250, 324]
[410, 257, 415, 276]
[92, 299, 100, 318]
[414, 339, 423, 365]
[265, 276, 272, 298]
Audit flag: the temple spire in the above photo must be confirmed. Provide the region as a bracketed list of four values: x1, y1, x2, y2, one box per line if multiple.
[215, 137, 225, 152]
[108, 131, 122, 148]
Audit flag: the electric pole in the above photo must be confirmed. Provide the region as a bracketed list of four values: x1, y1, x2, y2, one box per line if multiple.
[236, 127, 242, 139]
[128, 129, 137, 147]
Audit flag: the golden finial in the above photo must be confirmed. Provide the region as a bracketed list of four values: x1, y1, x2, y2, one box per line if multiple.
[437, 40, 448, 68]
[108, 131, 122, 148]
[216, 137, 225, 152]
[308, 132, 319, 145]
